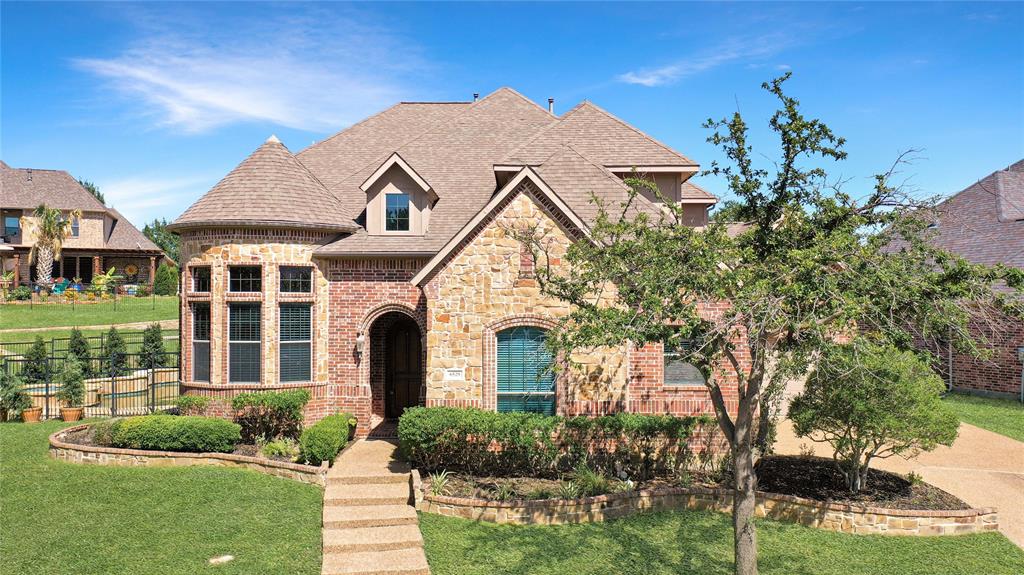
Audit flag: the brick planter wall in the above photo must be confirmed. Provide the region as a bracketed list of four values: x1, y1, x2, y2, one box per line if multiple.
[416, 482, 998, 536]
[49, 425, 328, 486]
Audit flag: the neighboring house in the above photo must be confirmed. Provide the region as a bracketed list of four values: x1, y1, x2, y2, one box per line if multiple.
[917, 159, 1024, 400]
[168, 88, 740, 435]
[1, 161, 166, 285]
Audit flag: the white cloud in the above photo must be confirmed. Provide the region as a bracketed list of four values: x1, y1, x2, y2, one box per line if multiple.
[74, 8, 423, 133]
[101, 173, 216, 223]
[617, 34, 795, 87]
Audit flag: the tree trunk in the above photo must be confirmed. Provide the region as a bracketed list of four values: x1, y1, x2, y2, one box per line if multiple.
[36, 247, 54, 286]
[733, 439, 758, 575]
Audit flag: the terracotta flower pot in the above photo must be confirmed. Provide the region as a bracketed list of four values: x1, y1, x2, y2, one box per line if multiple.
[21, 407, 42, 423]
[60, 407, 84, 422]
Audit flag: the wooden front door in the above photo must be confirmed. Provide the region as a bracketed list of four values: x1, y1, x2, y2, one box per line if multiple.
[385, 318, 422, 419]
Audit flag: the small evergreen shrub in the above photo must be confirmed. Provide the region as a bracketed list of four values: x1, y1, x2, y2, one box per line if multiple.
[0, 370, 32, 418]
[101, 327, 128, 377]
[231, 389, 311, 441]
[10, 286, 31, 301]
[111, 415, 240, 453]
[259, 436, 300, 460]
[21, 337, 51, 386]
[54, 359, 86, 407]
[298, 413, 356, 465]
[67, 328, 94, 377]
[152, 263, 178, 296]
[139, 323, 167, 369]
[92, 418, 124, 446]
[134, 284, 149, 297]
[175, 395, 211, 416]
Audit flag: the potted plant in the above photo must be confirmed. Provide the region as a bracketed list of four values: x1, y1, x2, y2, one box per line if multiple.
[0, 270, 13, 299]
[0, 370, 33, 422]
[55, 360, 86, 422]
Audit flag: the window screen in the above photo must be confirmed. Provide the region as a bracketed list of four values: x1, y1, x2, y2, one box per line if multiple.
[279, 304, 311, 382]
[192, 266, 211, 292]
[192, 303, 210, 382]
[229, 303, 261, 382]
[385, 194, 410, 231]
[496, 326, 555, 415]
[229, 266, 261, 292]
[280, 266, 312, 293]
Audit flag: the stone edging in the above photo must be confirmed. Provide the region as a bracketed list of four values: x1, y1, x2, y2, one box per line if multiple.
[416, 480, 998, 536]
[49, 425, 329, 486]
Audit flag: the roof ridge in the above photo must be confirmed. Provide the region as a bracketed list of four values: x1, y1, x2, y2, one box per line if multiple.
[297, 102, 406, 157]
[575, 101, 696, 166]
[486, 87, 555, 117]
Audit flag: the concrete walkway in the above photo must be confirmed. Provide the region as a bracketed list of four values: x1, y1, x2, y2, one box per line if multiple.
[321, 440, 429, 575]
[775, 419, 1024, 548]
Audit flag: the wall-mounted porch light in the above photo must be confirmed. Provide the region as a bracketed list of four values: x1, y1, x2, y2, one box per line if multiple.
[355, 332, 366, 357]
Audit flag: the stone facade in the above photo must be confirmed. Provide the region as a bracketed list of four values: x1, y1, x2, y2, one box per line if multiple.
[416, 485, 999, 536]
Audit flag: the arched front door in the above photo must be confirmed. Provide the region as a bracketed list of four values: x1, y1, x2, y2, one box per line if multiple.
[385, 317, 422, 419]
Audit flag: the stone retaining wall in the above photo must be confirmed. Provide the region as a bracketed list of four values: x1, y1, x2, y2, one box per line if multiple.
[416, 482, 998, 536]
[49, 425, 328, 486]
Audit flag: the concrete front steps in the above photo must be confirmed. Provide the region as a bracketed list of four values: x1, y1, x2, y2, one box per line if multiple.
[321, 440, 429, 575]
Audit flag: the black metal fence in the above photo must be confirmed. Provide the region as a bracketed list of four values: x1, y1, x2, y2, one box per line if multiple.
[1, 280, 176, 311]
[0, 329, 180, 359]
[3, 351, 181, 419]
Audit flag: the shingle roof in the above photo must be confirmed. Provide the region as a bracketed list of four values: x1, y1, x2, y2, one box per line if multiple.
[104, 207, 162, 252]
[680, 180, 717, 201]
[919, 159, 1024, 269]
[169, 136, 355, 232]
[2, 167, 107, 211]
[500, 101, 697, 167]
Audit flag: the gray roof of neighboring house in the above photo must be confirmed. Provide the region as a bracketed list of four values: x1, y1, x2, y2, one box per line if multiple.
[921, 159, 1024, 269]
[1, 162, 162, 253]
[173, 87, 714, 256]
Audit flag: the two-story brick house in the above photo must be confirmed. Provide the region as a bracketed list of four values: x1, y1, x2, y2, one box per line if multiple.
[169, 88, 743, 435]
[1, 161, 167, 286]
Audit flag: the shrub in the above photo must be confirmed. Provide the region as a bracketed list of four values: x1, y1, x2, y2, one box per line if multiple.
[101, 327, 128, 377]
[139, 323, 167, 369]
[21, 337, 50, 386]
[152, 263, 178, 296]
[54, 359, 86, 407]
[231, 389, 311, 441]
[10, 286, 31, 301]
[259, 436, 300, 460]
[92, 417, 124, 446]
[788, 339, 959, 492]
[134, 284, 149, 297]
[111, 415, 240, 453]
[397, 407, 710, 479]
[175, 395, 211, 416]
[0, 370, 32, 418]
[67, 328, 94, 377]
[298, 413, 356, 465]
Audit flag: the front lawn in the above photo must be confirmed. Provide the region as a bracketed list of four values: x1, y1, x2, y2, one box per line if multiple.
[0, 295, 179, 330]
[421, 510, 1024, 575]
[943, 392, 1024, 442]
[0, 420, 322, 575]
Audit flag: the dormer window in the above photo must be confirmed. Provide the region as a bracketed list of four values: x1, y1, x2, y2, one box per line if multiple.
[385, 193, 411, 232]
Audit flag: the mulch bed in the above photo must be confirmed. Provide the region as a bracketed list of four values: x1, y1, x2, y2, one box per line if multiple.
[755, 455, 969, 510]
[58, 425, 296, 463]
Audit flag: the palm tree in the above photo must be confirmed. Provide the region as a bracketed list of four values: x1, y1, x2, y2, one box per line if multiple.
[21, 204, 81, 287]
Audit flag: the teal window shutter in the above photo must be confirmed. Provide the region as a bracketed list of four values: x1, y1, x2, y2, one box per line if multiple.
[496, 326, 555, 415]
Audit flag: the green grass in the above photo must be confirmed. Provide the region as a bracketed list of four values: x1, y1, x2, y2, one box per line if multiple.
[0, 327, 180, 353]
[0, 420, 322, 575]
[0, 296, 179, 330]
[420, 509, 1024, 575]
[944, 392, 1024, 442]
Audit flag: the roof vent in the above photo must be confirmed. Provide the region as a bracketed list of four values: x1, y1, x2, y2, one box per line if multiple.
[548, 98, 555, 114]
[473, 93, 479, 102]
[26, 169, 32, 182]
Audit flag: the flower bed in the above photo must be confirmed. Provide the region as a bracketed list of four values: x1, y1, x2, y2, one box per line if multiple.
[50, 424, 330, 486]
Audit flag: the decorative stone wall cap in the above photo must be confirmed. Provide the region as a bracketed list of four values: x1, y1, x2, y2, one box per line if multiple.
[50, 424, 326, 476]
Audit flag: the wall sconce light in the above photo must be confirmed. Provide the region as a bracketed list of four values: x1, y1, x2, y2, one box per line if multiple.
[355, 332, 366, 357]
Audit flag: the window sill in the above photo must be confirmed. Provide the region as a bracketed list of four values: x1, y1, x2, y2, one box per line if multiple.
[183, 381, 326, 390]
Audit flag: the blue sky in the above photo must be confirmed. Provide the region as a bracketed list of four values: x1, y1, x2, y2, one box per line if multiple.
[2, 1, 1022, 226]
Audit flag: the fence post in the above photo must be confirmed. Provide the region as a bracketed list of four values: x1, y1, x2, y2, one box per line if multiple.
[110, 355, 117, 418]
[149, 363, 155, 413]
[44, 357, 51, 420]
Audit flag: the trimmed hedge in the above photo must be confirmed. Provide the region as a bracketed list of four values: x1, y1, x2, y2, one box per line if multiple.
[231, 389, 311, 441]
[110, 415, 241, 453]
[398, 407, 711, 479]
[299, 413, 357, 465]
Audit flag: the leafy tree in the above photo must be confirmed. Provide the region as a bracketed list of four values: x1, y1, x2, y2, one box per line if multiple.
[531, 74, 1021, 575]
[143, 218, 180, 265]
[152, 263, 179, 296]
[102, 327, 128, 377]
[54, 359, 87, 408]
[77, 179, 105, 205]
[140, 323, 167, 369]
[709, 199, 745, 222]
[788, 339, 959, 492]
[21, 204, 81, 286]
[21, 337, 51, 387]
[68, 327, 94, 377]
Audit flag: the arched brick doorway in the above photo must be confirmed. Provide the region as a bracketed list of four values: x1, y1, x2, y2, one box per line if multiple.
[368, 310, 425, 428]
